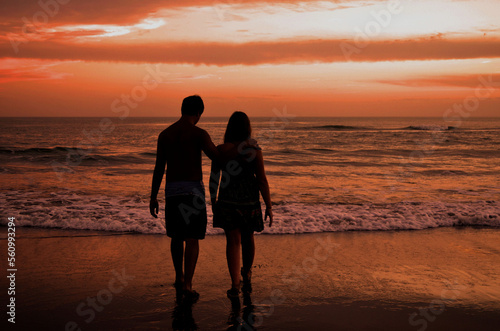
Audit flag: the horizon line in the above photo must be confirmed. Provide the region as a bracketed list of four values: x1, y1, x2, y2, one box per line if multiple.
[1, 116, 500, 119]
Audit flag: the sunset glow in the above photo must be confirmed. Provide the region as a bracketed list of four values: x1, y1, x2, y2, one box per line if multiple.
[1, 3, 500, 329]
[0, 0, 499, 117]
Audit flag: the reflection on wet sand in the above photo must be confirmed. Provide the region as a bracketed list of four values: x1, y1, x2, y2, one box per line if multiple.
[172, 289, 199, 330]
[227, 292, 257, 330]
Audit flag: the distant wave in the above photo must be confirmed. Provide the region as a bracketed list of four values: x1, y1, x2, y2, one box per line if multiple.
[309, 125, 366, 131]
[140, 151, 156, 157]
[0, 146, 77, 154]
[306, 148, 336, 153]
[418, 169, 469, 176]
[304, 125, 460, 131]
[403, 125, 457, 131]
[0, 146, 155, 165]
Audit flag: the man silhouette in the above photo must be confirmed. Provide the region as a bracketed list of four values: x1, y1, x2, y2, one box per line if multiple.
[150, 95, 218, 300]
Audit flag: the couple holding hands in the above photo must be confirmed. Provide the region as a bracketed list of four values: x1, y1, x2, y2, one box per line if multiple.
[150, 95, 273, 301]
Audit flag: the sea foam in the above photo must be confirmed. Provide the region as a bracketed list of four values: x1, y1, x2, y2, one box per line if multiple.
[1, 191, 498, 235]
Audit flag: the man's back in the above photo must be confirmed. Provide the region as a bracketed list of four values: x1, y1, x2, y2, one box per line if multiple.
[159, 119, 212, 182]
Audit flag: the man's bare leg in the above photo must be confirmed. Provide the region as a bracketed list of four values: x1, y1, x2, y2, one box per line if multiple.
[171, 238, 184, 286]
[183, 238, 199, 291]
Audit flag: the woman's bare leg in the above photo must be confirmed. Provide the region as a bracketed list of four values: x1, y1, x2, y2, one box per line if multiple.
[225, 228, 242, 289]
[241, 230, 255, 275]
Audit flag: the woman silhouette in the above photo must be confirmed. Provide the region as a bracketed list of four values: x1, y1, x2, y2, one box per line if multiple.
[210, 111, 273, 298]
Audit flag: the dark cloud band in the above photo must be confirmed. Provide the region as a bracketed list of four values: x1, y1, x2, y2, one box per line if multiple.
[1, 38, 499, 65]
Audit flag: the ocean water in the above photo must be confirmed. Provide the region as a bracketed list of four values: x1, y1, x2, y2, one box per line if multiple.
[1, 117, 499, 234]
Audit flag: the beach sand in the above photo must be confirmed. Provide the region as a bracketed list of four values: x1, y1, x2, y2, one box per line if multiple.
[3, 226, 500, 330]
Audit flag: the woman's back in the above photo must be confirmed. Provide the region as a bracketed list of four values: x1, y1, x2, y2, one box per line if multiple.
[216, 143, 260, 204]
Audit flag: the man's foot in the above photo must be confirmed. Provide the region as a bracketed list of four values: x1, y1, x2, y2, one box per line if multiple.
[183, 289, 200, 303]
[173, 280, 184, 290]
[241, 268, 252, 293]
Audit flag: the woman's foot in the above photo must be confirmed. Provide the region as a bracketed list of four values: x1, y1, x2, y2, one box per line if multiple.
[241, 268, 252, 293]
[226, 287, 240, 299]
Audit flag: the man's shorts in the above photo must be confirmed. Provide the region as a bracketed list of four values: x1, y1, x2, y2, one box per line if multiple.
[165, 193, 207, 240]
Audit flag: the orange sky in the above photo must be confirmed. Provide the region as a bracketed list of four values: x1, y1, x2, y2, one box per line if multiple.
[0, 0, 499, 117]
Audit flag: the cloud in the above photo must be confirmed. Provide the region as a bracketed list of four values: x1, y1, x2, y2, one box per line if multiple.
[50, 18, 166, 40]
[0, 58, 73, 83]
[158, 73, 218, 84]
[0, 0, 351, 27]
[1, 0, 170, 26]
[1, 37, 499, 65]
[377, 74, 500, 89]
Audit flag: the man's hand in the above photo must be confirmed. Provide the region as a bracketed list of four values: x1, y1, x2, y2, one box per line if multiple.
[265, 207, 273, 227]
[245, 138, 261, 150]
[150, 198, 159, 218]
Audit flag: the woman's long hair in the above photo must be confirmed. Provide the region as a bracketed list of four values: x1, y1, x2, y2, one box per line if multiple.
[224, 111, 252, 143]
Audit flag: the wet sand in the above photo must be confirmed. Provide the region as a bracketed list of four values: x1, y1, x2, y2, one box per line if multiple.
[2, 226, 500, 330]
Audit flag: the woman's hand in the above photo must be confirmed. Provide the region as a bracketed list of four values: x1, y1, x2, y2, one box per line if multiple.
[265, 207, 273, 227]
[211, 200, 219, 218]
